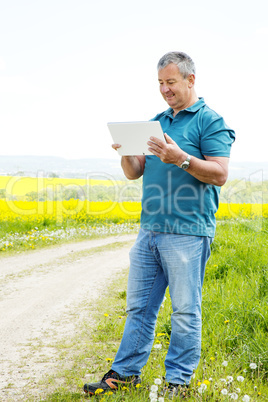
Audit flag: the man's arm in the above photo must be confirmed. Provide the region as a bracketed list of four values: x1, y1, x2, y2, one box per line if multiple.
[112, 143, 146, 180]
[184, 155, 229, 186]
[147, 133, 229, 186]
[121, 155, 146, 180]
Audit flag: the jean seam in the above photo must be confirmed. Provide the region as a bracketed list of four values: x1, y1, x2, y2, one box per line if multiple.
[124, 263, 160, 372]
[190, 238, 204, 371]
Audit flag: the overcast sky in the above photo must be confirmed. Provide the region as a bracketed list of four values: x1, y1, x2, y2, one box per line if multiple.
[0, 0, 267, 162]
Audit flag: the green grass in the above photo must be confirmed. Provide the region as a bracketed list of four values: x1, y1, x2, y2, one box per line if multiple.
[4, 218, 268, 401]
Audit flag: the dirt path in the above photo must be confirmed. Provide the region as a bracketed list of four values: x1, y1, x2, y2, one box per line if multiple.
[0, 234, 137, 401]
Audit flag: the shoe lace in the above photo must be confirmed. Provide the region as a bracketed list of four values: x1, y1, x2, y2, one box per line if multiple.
[102, 369, 120, 382]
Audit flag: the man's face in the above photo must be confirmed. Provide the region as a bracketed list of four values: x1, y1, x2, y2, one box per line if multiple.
[158, 63, 194, 114]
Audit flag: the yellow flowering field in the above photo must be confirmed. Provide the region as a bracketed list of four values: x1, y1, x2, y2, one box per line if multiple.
[0, 175, 123, 197]
[1, 199, 267, 221]
[0, 197, 267, 252]
[216, 203, 268, 219]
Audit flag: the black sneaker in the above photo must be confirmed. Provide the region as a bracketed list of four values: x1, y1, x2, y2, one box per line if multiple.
[83, 369, 141, 396]
[161, 382, 189, 399]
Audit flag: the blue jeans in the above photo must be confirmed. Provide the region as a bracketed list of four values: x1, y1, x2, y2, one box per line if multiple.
[111, 228, 213, 385]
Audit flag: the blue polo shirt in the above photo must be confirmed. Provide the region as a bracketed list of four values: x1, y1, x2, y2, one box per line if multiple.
[140, 98, 235, 237]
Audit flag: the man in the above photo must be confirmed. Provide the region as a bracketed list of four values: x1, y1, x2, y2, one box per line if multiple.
[84, 51, 235, 398]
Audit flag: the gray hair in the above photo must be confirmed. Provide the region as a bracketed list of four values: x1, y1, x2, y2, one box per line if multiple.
[157, 51, 196, 78]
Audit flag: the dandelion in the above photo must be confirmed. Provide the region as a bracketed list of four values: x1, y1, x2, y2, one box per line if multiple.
[158, 398, 165, 402]
[104, 313, 109, 317]
[198, 383, 207, 394]
[150, 385, 158, 392]
[242, 395, 250, 402]
[222, 360, 228, 367]
[227, 375, 234, 383]
[210, 357, 215, 361]
[220, 379, 227, 383]
[105, 358, 113, 362]
[221, 388, 228, 395]
[94, 388, 104, 394]
[135, 383, 141, 388]
[235, 388, 241, 393]
[153, 344, 162, 349]
[149, 391, 158, 400]
[237, 376, 244, 382]
[224, 320, 230, 324]
[249, 363, 257, 369]
[157, 333, 166, 337]
[154, 378, 162, 385]
[229, 392, 238, 400]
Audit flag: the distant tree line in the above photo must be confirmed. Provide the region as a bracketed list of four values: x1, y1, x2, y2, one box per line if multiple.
[0, 180, 267, 203]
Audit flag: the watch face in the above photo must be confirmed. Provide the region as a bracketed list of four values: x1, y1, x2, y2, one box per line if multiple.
[181, 161, 189, 170]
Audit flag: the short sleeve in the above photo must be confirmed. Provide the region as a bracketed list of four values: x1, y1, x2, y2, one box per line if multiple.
[200, 110, 235, 157]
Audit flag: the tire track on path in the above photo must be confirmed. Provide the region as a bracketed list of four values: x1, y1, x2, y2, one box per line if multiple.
[0, 234, 136, 401]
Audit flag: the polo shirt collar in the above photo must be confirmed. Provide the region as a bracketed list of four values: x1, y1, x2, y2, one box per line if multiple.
[163, 97, 205, 117]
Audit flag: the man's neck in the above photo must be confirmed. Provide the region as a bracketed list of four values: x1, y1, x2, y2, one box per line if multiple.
[173, 96, 199, 117]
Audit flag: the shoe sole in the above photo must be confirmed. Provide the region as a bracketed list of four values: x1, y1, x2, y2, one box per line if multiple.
[84, 378, 141, 396]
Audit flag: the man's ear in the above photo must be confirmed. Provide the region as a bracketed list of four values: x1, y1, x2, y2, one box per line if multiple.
[188, 74, 195, 88]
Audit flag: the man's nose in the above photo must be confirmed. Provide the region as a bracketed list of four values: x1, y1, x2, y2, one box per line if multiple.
[161, 84, 170, 94]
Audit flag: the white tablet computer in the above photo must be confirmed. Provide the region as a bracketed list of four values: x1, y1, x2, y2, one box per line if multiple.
[107, 121, 165, 156]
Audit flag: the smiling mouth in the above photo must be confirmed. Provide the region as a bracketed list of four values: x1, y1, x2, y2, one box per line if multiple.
[166, 94, 175, 100]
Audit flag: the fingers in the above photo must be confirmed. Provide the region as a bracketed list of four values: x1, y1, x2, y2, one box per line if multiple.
[112, 143, 121, 151]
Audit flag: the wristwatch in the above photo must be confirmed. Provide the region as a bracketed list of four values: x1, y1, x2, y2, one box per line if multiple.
[179, 154, 191, 170]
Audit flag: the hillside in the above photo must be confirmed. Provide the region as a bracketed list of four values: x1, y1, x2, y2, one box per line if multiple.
[0, 155, 268, 181]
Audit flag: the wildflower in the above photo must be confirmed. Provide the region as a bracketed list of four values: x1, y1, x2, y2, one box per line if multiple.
[237, 376, 244, 382]
[221, 388, 228, 395]
[198, 383, 207, 393]
[157, 333, 166, 337]
[235, 388, 241, 393]
[135, 383, 141, 388]
[224, 320, 230, 324]
[153, 344, 162, 349]
[249, 363, 257, 370]
[209, 377, 213, 382]
[220, 378, 227, 383]
[242, 396, 250, 402]
[210, 357, 215, 361]
[150, 385, 158, 392]
[158, 398, 165, 402]
[105, 358, 113, 362]
[95, 388, 104, 394]
[149, 391, 158, 400]
[104, 313, 109, 317]
[229, 393, 238, 400]
[203, 379, 210, 386]
[227, 375, 234, 383]
[154, 378, 162, 385]
[222, 360, 228, 367]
